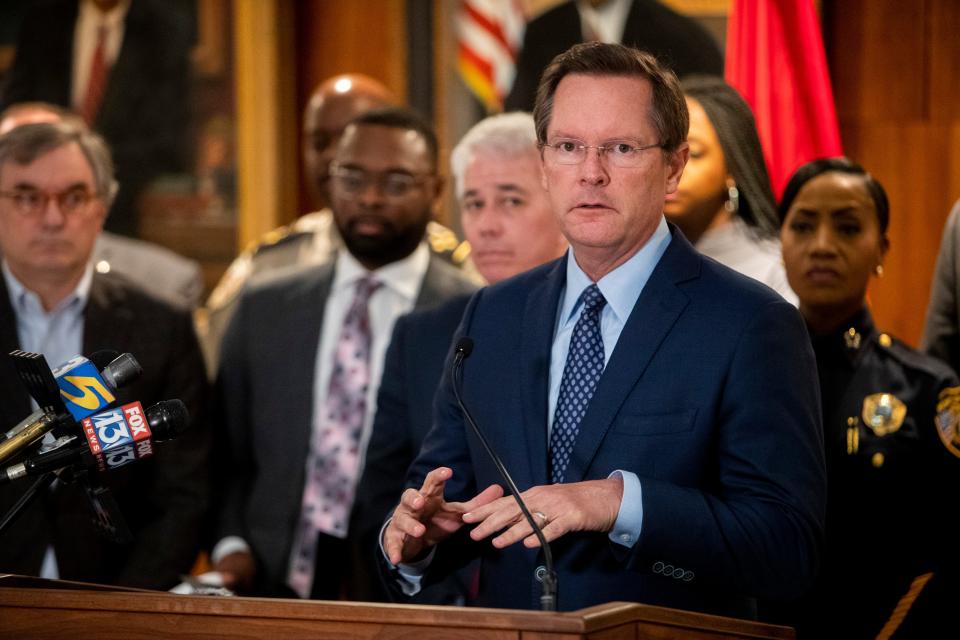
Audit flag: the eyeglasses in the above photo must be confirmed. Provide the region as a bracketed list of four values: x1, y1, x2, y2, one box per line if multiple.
[540, 138, 662, 168]
[0, 187, 101, 217]
[329, 165, 432, 199]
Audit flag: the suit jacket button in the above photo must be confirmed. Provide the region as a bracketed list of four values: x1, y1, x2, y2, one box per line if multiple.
[672, 567, 685, 579]
[652, 561, 664, 574]
[535, 565, 547, 582]
[682, 570, 694, 581]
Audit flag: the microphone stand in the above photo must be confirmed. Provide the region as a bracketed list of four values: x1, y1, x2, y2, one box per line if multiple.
[453, 343, 558, 611]
[0, 472, 56, 536]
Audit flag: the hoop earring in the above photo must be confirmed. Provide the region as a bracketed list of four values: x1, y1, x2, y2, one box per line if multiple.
[875, 264, 884, 277]
[724, 182, 739, 214]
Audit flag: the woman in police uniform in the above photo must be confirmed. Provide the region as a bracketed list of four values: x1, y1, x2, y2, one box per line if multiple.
[774, 158, 959, 639]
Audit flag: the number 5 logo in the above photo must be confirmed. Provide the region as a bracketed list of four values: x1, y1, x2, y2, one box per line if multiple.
[60, 375, 116, 410]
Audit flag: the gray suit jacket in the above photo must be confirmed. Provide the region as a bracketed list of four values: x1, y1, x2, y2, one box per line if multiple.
[923, 199, 960, 372]
[95, 232, 204, 310]
[213, 254, 476, 594]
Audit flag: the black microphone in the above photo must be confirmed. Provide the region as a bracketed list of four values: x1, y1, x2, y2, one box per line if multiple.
[451, 337, 558, 611]
[0, 399, 189, 484]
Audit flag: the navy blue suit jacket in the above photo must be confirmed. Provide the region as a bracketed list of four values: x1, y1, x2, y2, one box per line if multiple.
[351, 294, 473, 601]
[406, 229, 826, 616]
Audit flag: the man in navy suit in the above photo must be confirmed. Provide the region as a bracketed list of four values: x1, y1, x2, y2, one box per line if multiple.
[352, 112, 566, 601]
[382, 43, 826, 617]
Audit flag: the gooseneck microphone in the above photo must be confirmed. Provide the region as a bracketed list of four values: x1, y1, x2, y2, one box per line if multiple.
[451, 337, 558, 611]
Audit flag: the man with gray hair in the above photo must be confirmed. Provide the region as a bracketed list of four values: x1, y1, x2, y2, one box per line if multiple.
[0, 121, 209, 589]
[351, 112, 566, 602]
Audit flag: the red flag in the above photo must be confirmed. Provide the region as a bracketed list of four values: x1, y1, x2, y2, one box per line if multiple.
[725, 0, 843, 198]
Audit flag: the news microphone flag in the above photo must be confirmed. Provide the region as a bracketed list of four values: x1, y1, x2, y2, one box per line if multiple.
[725, 0, 843, 198]
[81, 402, 155, 472]
[52, 356, 116, 421]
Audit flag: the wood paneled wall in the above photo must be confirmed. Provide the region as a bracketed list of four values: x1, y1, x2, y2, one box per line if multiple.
[294, 1, 408, 217]
[825, 0, 960, 346]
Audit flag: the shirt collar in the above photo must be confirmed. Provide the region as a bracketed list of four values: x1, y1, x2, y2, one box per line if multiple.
[559, 216, 671, 328]
[2, 259, 94, 316]
[331, 242, 430, 302]
[79, 0, 131, 31]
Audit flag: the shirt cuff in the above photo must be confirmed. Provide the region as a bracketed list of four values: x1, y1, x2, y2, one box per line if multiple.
[607, 470, 642, 548]
[211, 536, 251, 564]
[379, 517, 436, 596]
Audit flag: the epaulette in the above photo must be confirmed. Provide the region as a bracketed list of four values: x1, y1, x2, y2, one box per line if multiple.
[249, 224, 305, 258]
[873, 331, 956, 383]
[427, 221, 471, 265]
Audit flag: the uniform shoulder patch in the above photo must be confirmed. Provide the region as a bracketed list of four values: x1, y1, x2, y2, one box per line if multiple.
[935, 386, 960, 458]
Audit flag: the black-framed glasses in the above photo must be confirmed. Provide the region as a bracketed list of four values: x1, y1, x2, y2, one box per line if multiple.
[329, 165, 432, 199]
[540, 138, 662, 168]
[0, 187, 101, 217]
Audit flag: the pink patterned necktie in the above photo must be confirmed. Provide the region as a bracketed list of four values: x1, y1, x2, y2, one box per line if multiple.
[287, 276, 381, 598]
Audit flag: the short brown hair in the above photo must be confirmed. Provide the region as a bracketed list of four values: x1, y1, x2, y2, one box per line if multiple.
[0, 121, 118, 205]
[533, 42, 689, 152]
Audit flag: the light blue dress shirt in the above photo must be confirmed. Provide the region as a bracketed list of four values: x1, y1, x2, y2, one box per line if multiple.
[549, 217, 671, 548]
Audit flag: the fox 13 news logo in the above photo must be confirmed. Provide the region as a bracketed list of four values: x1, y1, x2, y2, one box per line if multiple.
[81, 402, 154, 472]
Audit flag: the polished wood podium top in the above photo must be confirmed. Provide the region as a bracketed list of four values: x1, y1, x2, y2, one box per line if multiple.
[0, 574, 794, 639]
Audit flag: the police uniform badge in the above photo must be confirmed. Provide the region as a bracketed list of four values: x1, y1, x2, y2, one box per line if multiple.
[861, 393, 906, 437]
[935, 386, 960, 458]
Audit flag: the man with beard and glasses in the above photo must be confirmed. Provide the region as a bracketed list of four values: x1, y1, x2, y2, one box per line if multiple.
[210, 108, 477, 599]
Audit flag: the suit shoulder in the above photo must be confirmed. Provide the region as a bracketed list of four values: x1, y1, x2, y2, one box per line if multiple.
[92, 272, 191, 323]
[423, 255, 480, 298]
[244, 263, 332, 303]
[400, 293, 473, 332]
[696, 253, 792, 310]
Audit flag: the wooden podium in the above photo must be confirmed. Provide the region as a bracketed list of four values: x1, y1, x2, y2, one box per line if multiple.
[0, 575, 794, 639]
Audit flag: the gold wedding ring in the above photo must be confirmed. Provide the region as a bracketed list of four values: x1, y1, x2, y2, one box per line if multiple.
[533, 511, 548, 527]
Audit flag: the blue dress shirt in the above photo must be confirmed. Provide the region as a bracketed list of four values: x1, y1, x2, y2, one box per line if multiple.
[549, 217, 671, 548]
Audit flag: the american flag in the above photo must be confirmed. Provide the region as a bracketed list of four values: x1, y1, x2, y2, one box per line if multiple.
[457, 0, 527, 111]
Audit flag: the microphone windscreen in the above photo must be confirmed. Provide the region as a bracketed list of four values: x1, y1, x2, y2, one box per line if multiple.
[88, 350, 121, 370]
[102, 353, 143, 389]
[455, 337, 474, 359]
[146, 400, 189, 441]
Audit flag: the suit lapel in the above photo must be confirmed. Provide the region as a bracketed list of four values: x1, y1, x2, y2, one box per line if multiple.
[283, 267, 334, 456]
[83, 275, 135, 355]
[563, 232, 700, 482]
[0, 277, 31, 428]
[521, 257, 567, 486]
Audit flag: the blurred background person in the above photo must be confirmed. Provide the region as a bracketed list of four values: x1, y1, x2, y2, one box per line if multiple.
[0, 101, 202, 310]
[505, 0, 722, 112]
[351, 112, 567, 602]
[0, 120, 209, 590]
[200, 73, 474, 375]
[0, 0, 192, 238]
[923, 198, 960, 373]
[769, 157, 960, 638]
[210, 108, 476, 600]
[664, 75, 794, 303]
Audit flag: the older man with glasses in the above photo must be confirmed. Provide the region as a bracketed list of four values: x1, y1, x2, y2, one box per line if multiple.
[0, 121, 209, 590]
[210, 107, 476, 600]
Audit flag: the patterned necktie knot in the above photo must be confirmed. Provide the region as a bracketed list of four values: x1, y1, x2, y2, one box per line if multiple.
[354, 276, 382, 304]
[579, 283, 606, 316]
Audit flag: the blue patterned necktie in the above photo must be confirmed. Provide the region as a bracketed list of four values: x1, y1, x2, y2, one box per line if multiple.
[550, 284, 607, 483]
